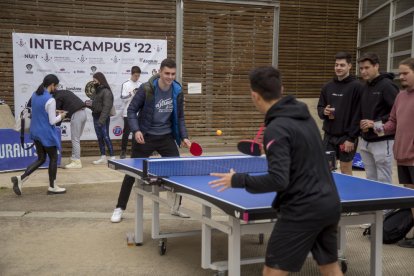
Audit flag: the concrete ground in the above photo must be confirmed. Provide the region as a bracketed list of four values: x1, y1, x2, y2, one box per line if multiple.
[1, 153, 414, 276]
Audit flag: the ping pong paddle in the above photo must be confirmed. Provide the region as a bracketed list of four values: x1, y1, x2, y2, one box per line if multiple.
[237, 140, 262, 156]
[237, 124, 265, 156]
[189, 142, 203, 156]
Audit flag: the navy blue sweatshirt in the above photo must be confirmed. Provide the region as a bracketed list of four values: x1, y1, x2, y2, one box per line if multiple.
[232, 96, 341, 229]
[317, 75, 362, 143]
[359, 73, 399, 142]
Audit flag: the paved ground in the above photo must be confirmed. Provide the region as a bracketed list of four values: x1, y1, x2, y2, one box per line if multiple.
[1, 153, 414, 275]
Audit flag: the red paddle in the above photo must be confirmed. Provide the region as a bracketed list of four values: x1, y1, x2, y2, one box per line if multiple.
[237, 124, 265, 156]
[189, 142, 203, 156]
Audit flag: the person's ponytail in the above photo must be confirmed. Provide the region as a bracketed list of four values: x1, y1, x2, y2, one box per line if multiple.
[35, 74, 59, 95]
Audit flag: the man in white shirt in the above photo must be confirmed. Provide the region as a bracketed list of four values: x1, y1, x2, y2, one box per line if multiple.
[119, 66, 142, 159]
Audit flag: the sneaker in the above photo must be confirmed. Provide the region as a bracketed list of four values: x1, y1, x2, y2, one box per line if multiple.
[47, 184, 66, 195]
[398, 238, 414, 248]
[111, 208, 123, 223]
[359, 224, 371, 229]
[120, 151, 126, 159]
[11, 176, 23, 196]
[110, 156, 116, 160]
[92, 156, 107, 165]
[170, 208, 190, 218]
[64, 159, 82, 169]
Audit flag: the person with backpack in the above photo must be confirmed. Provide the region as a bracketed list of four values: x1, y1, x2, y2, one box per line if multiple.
[378, 57, 414, 248]
[110, 58, 192, 223]
[11, 74, 67, 195]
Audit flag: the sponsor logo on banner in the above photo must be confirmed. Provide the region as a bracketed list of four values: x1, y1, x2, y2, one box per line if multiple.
[89, 57, 105, 64]
[113, 126, 123, 136]
[56, 68, 70, 74]
[65, 86, 82, 92]
[111, 56, 119, 63]
[25, 64, 33, 74]
[42, 53, 52, 62]
[54, 56, 75, 63]
[78, 55, 87, 63]
[37, 68, 52, 73]
[16, 39, 26, 47]
[19, 83, 31, 95]
[139, 58, 158, 64]
[73, 70, 86, 74]
[90, 66, 97, 73]
[60, 125, 69, 137]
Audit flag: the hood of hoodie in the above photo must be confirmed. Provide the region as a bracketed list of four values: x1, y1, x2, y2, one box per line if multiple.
[333, 74, 357, 84]
[367, 72, 395, 86]
[265, 95, 310, 126]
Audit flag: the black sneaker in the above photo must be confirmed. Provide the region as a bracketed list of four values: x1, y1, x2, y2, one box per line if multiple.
[120, 151, 126, 159]
[398, 238, 414, 248]
[11, 176, 22, 196]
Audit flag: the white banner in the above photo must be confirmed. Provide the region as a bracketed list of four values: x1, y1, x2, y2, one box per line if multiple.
[12, 33, 167, 140]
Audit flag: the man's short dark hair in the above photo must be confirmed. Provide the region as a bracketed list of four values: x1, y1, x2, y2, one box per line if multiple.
[249, 66, 282, 101]
[131, 66, 141, 74]
[358, 52, 380, 65]
[335, 52, 352, 64]
[400, 57, 414, 71]
[160, 58, 176, 70]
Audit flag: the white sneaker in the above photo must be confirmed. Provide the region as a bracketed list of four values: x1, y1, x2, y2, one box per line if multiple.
[170, 208, 190, 218]
[47, 184, 66, 195]
[64, 159, 82, 169]
[111, 208, 123, 223]
[110, 156, 116, 160]
[11, 176, 23, 196]
[93, 156, 107, 165]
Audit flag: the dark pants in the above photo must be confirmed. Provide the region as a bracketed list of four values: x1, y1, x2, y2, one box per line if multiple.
[22, 140, 58, 188]
[92, 114, 114, 156]
[121, 117, 131, 152]
[116, 133, 179, 210]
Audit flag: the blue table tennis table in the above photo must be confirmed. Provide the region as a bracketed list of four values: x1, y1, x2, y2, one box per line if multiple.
[108, 155, 414, 276]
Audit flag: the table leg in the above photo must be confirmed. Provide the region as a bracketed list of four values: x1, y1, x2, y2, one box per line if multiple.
[151, 185, 160, 239]
[135, 185, 144, 245]
[201, 205, 212, 269]
[228, 216, 241, 276]
[371, 211, 383, 276]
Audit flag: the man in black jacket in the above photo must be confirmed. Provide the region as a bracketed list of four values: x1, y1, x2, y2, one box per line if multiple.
[318, 52, 362, 175]
[53, 89, 87, 169]
[358, 53, 399, 184]
[209, 67, 343, 275]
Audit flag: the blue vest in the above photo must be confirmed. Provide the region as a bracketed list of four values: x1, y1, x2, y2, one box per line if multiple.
[30, 90, 60, 148]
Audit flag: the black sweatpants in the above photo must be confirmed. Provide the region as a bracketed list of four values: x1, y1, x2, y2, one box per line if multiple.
[22, 139, 58, 188]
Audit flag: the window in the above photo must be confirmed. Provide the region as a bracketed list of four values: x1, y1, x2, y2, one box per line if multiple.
[359, 0, 413, 73]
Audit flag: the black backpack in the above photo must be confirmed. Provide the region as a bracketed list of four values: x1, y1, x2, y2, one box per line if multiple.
[363, 208, 414, 244]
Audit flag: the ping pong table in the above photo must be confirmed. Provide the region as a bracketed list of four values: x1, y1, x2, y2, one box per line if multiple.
[108, 155, 414, 276]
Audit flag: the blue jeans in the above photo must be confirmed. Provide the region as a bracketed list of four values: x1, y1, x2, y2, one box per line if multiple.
[92, 114, 114, 156]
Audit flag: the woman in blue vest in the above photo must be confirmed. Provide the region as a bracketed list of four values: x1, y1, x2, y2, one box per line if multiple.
[11, 74, 67, 195]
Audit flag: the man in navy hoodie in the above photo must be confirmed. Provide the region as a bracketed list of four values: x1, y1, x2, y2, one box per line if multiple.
[358, 53, 399, 184]
[209, 67, 343, 275]
[110, 58, 192, 223]
[318, 52, 362, 175]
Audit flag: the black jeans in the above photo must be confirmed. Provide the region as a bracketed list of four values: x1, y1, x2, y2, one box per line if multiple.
[22, 140, 58, 188]
[121, 117, 131, 152]
[116, 133, 179, 210]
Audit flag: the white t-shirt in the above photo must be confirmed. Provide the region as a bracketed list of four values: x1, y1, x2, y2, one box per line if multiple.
[120, 79, 142, 117]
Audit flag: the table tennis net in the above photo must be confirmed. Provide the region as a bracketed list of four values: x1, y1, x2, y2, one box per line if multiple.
[143, 156, 268, 177]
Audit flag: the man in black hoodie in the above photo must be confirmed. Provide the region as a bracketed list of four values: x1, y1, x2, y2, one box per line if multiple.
[318, 52, 362, 175]
[209, 67, 343, 275]
[358, 53, 399, 184]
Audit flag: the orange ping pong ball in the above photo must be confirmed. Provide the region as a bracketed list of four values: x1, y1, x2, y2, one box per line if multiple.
[216, 129, 222, 136]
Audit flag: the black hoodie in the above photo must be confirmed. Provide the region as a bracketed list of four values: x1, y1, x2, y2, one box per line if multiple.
[360, 73, 399, 142]
[232, 95, 341, 228]
[317, 75, 362, 143]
